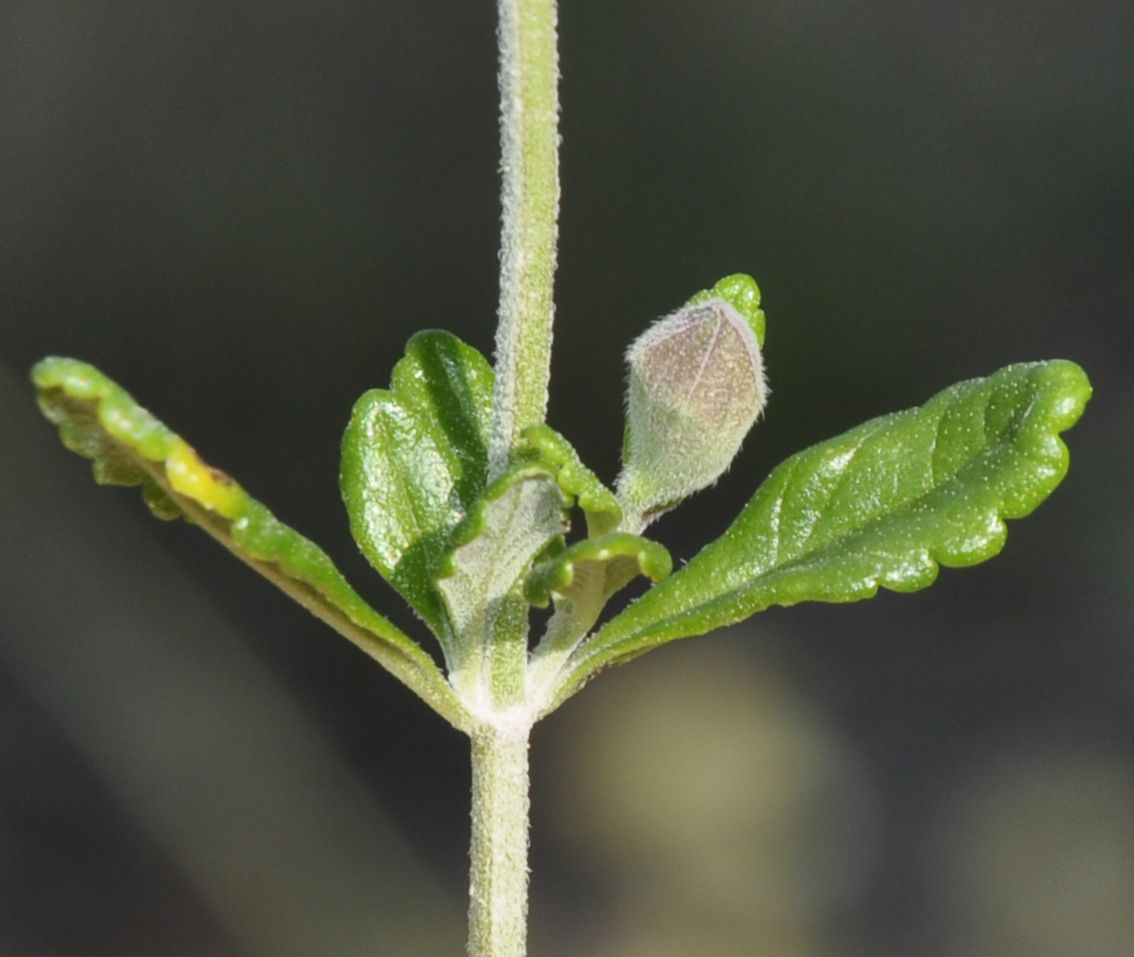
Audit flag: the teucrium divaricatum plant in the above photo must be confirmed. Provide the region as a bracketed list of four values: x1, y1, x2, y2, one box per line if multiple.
[31, 1, 1091, 955]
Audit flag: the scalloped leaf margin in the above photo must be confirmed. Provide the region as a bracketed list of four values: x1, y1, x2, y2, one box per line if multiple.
[525, 532, 672, 608]
[341, 330, 495, 643]
[549, 360, 1091, 709]
[517, 424, 622, 536]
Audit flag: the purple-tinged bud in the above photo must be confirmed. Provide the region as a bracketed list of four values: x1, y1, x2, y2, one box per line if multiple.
[617, 283, 768, 528]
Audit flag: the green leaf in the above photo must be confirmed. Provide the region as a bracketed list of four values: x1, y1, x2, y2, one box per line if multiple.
[525, 532, 672, 609]
[340, 330, 494, 646]
[549, 360, 1091, 709]
[518, 424, 621, 536]
[437, 464, 568, 667]
[438, 463, 569, 706]
[683, 272, 766, 347]
[33, 357, 469, 730]
[524, 531, 674, 704]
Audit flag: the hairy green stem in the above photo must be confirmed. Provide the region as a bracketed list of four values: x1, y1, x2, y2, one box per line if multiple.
[465, 1, 560, 953]
[468, 722, 533, 957]
[488, 0, 560, 479]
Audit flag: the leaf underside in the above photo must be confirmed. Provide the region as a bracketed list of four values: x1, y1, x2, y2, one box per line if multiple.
[437, 464, 569, 665]
[550, 360, 1091, 708]
[32, 357, 467, 729]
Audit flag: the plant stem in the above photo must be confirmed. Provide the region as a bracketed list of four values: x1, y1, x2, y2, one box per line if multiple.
[466, 3, 559, 952]
[488, 0, 560, 479]
[467, 721, 533, 957]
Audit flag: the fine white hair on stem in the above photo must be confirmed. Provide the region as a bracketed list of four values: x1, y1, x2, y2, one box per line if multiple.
[488, 0, 561, 480]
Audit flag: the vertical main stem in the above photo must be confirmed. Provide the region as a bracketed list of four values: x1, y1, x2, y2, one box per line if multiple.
[488, 0, 560, 478]
[469, 3, 557, 953]
[468, 722, 533, 957]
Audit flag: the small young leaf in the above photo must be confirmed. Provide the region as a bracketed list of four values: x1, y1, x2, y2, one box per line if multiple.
[524, 532, 672, 609]
[549, 360, 1091, 710]
[341, 330, 494, 644]
[437, 464, 568, 685]
[33, 357, 468, 730]
[524, 532, 673, 708]
[518, 424, 621, 536]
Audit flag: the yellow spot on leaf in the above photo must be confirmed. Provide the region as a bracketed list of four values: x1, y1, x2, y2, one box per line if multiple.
[165, 441, 244, 518]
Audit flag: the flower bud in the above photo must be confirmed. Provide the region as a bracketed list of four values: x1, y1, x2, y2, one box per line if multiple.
[617, 275, 768, 527]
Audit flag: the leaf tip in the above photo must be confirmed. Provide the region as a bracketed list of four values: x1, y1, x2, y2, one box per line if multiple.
[1043, 359, 1092, 427]
[684, 274, 766, 346]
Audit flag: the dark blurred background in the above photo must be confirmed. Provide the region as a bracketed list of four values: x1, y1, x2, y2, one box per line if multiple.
[2, 1, 1132, 955]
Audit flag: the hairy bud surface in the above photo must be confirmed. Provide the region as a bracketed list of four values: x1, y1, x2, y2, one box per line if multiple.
[618, 281, 768, 526]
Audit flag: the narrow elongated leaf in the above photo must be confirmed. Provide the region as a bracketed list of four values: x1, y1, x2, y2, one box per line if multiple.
[550, 360, 1091, 709]
[341, 330, 494, 642]
[33, 357, 468, 730]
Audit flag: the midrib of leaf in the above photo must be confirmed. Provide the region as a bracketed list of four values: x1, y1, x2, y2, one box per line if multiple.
[434, 355, 491, 485]
[751, 384, 996, 574]
[786, 422, 882, 557]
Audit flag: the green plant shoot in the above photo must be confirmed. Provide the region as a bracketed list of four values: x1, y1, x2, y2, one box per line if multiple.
[30, 1, 1091, 955]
